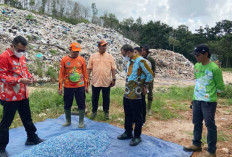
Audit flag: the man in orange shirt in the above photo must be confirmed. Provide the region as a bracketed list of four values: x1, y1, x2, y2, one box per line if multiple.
[87, 40, 116, 120]
[58, 42, 89, 128]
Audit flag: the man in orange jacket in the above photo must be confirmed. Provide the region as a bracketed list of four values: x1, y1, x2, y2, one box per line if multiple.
[58, 42, 89, 128]
[0, 36, 44, 157]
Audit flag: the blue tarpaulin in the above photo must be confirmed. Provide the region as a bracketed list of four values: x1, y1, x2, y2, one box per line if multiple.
[7, 115, 192, 157]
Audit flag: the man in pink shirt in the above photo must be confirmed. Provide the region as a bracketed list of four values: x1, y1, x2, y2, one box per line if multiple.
[87, 40, 116, 120]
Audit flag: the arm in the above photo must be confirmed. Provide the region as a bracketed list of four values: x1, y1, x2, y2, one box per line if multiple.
[110, 56, 116, 87]
[140, 60, 153, 94]
[0, 56, 20, 84]
[214, 68, 225, 95]
[82, 58, 89, 92]
[87, 55, 93, 84]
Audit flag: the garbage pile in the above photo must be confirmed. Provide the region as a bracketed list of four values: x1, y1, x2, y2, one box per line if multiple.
[0, 6, 194, 81]
[150, 49, 194, 79]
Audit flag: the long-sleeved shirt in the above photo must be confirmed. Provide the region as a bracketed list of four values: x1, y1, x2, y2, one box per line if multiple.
[0, 48, 32, 101]
[124, 54, 153, 99]
[58, 55, 88, 90]
[193, 62, 225, 102]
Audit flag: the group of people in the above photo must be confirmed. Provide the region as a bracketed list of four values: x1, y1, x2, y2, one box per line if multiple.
[0, 36, 224, 157]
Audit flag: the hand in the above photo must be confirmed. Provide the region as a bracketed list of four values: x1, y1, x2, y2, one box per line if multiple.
[85, 86, 89, 93]
[58, 89, 63, 95]
[19, 78, 32, 85]
[30, 77, 38, 83]
[110, 80, 116, 87]
[143, 86, 148, 95]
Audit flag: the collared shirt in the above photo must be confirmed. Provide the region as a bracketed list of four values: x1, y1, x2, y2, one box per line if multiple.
[0, 48, 32, 101]
[87, 52, 116, 87]
[58, 55, 88, 90]
[124, 54, 153, 99]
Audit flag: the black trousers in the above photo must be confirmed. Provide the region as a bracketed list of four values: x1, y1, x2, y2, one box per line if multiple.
[91, 85, 110, 113]
[63, 87, 86, 110]
[0, 99, 37, 150]
[123, 97, 143, 138]
[142, 95, 146, 123]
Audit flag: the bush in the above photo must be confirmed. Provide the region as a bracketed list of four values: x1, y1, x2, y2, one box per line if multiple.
[220, 85, 232, 99]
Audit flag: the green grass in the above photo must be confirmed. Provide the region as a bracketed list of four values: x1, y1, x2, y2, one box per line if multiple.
[0, 85, 230, 128]
[202, 131, 229, 144]
[221, 68, 232, 72]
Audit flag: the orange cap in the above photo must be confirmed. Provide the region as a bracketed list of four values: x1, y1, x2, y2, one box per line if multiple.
[70, 42, 81, 52]
[98, 40, 108, 46]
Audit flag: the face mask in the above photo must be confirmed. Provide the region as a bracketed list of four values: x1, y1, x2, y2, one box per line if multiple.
[14, 51, 24, 58]
[123, 55, 130, 62]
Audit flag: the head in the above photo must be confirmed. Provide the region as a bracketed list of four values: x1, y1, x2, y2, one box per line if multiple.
[140, 45, 150, 58]
[11, 36, 27, 58]
[134, 47, 141, 55]
[69, 42, 81, 58]
[121, 44, 135, 61]
[191, 44, 211, 63]
[98, 40, 108, 54]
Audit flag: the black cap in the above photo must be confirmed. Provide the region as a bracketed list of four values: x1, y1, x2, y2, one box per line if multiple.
[191, 44, 209, 56]
[140, 45, 150, 53]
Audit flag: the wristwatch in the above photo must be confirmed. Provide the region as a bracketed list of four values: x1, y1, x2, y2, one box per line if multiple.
[113, 78, 116, 81]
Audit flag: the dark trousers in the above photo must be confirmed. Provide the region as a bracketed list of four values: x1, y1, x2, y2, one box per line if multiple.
[92, 85, 110, 113]
[142, 95, 146, 123]
[123, 97, 143, 138]
[64, 87, 86, 110]
[192, 100, 217, 154]
[0, 99, 37, 150]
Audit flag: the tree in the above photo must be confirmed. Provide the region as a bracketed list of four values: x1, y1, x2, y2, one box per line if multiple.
[29, 0, 35, 11]
[52, 0, 57, 16]
[91, 3, 99, 24]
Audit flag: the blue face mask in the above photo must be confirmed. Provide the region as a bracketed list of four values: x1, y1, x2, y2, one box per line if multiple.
[123, 55, 130, 62]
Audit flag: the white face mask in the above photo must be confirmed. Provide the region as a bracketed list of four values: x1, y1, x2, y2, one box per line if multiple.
[123, 55, 130, 62]
[14, 51, 24, 58]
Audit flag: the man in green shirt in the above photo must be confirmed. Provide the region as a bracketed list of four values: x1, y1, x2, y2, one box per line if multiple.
[140, 45, 156, 116]
[184, 44, 225, 157]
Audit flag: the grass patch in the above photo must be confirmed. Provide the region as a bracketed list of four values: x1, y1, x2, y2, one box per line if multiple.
[155, 86, 194, 100]
[221, 68, 232, 72]
[202, 131, 229, 144]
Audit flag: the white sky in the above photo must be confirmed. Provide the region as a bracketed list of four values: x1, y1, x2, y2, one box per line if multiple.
[76, 0, 232, 33]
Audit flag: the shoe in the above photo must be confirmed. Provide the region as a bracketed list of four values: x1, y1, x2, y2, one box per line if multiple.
[129, 137, 142, 146]
[117, 133, 133, 140]
[183, 144, 202, 152]
[104, 112, 109, 120]
[91, 112, 97, 119]
[201, 151, 216, 157]
[63, 109, 71, 126]
[25, 136, 45, 145]
[78, 109, 85, 128]
[0, 149, 8, 157]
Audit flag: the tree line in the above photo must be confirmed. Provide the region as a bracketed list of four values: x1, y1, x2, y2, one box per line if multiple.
[3, 0, 232, 67]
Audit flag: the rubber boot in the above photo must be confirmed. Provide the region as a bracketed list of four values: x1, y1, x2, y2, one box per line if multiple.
[104, 111, 109, 120]
[63, 109, 71, 126]
[78, 109, 85, 128]
[147, 101, 152, 116]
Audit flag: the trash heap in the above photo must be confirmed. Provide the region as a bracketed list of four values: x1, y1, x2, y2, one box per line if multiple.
[0, 6, 194, 81]
[149, 49, 194, 79]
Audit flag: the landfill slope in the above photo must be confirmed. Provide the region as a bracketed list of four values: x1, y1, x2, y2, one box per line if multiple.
[0, 6, 194, 81]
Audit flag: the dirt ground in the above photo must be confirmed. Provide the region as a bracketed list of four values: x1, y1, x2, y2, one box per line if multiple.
[113, 72, 232, 157]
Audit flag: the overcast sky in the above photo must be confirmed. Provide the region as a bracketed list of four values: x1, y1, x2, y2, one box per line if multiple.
[76, 0, 232, 33]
